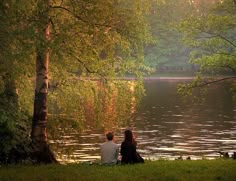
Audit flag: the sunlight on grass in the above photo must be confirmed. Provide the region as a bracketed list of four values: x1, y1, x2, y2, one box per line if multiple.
[0, 160, 235, 181]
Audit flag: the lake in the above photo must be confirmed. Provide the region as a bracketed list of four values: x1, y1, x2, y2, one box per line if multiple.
[50, 79, 236, 163]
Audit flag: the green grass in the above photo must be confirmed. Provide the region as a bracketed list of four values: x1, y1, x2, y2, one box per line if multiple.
[0, 160, 235, 181]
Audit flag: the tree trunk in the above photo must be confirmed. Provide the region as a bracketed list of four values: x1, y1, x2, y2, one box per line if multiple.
[31, 1, 57, 163]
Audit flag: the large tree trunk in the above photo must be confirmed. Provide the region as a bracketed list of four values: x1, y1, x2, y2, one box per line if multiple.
[31, 2, 57, 163]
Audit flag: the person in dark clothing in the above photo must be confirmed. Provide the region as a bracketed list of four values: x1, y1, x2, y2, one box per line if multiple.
[120, 129, 144, 164]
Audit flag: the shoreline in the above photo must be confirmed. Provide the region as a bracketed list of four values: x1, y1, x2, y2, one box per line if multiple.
[79, 76, 236, 81]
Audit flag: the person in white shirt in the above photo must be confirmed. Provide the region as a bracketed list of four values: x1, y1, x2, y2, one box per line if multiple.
[100, 132, 119, 165]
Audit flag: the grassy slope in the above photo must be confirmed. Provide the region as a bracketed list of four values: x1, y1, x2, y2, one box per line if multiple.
[0, 160, 235, 181]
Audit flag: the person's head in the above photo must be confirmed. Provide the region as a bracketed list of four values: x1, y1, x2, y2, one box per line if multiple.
[106, 132, 114, 141]
[124, 129, 133, 143]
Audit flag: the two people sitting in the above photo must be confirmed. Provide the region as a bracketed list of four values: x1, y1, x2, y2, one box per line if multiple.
[100, 129, 144, 165]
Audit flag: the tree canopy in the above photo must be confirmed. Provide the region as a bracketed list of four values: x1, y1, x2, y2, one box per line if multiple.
[1, 0, 235, 164]
[144, 0, 195, 73]
[177, 0, 236, 95]
[0, 0, 151, 163]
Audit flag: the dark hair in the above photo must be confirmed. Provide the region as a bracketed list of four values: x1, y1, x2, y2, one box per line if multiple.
[124, 129, 134, 143]
[106, 132, 114, 141]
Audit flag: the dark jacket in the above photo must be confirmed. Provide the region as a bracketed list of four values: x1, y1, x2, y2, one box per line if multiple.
[120, 141, 139, 164]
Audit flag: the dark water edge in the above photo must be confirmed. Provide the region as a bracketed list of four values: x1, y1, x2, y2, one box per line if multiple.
[49, 79, 236, 163]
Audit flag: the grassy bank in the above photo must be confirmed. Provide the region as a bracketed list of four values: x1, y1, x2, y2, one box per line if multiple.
[0, 160, 235, 181]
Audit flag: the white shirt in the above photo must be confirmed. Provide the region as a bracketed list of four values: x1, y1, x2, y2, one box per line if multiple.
[100, 141, 119, 165]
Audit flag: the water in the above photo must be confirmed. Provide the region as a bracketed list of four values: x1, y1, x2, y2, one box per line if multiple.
[50, 79, 236, 162]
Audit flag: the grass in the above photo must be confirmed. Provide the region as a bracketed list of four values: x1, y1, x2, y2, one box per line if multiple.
[0, 160, 235, 181]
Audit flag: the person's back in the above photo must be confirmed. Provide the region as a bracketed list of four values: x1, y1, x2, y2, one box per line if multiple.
[120, 129, 144, 164]
[120, 140, 137, 164]
[100, 132, 119, 165]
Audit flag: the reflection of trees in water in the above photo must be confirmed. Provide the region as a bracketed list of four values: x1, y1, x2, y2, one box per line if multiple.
[47, 80, 143, 162]
[83, 80, 141, 132]
[48, 80, 236, 162]
[48, 80, 143, 138]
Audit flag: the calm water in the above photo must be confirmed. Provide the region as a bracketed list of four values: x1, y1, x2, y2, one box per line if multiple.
[50, 79, 236, 162]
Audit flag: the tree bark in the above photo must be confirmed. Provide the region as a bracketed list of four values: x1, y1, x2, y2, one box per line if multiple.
[31, 51, 50, 163]
[31, 0, 57, 163]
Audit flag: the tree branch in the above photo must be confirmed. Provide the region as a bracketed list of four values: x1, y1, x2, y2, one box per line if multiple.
[214, 52, 236, 58]
[196, 28, 236, 48]
[193, 76, 236, 88]
[50, 5, 88, 24]
[219, 65, 236, 73]
[216, 34, 236, 48]
[74, 56, 108, 82]
[50, 5, 113, 29]
[49, 17, 56, 34]
[75, 57, 96, 74]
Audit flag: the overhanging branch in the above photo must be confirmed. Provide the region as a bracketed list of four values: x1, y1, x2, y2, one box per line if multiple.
[193, 76, 236, 88]
[219, 65, 236, 73]
[50, 5, 88, 24]
[74, 56, 108, 81]
[216, 34, 236, 48]
[196, 29, 236, 48]
[75, 56, 96, 74]
[50, 5, 114, 29]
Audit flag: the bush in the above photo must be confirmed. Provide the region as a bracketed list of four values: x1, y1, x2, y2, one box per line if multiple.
[0, 96, 32, 164]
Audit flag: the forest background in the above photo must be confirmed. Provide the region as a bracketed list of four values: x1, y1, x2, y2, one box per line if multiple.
[0, 0, 235, 163]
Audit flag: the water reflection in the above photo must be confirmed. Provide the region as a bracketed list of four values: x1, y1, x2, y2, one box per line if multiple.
[50, 80, 236, 163]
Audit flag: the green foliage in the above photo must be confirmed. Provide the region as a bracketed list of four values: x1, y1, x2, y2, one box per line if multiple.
[177, 74, 207, 100]
[0, 95, 32, 164]
[44, 0, 151, 133]
[179, 1, 236, 73]
[144, 0, 194, 72]
[45, 0, 152, 78]
[177, 0, 236, 95]
[0, 0, 152, 162]
[47, 77, 144, 140]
